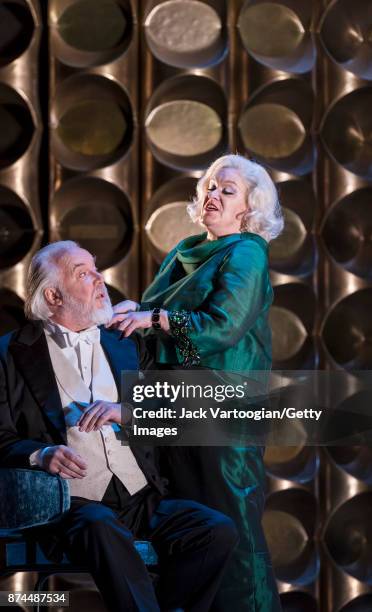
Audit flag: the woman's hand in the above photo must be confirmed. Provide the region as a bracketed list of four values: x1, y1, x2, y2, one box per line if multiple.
[107, 300, 140, 329]
[114, 311, 153, 337]
[114, 300, 139, 313]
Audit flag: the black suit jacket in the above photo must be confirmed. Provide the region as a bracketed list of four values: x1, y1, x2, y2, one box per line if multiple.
[0, 321, 167, 496]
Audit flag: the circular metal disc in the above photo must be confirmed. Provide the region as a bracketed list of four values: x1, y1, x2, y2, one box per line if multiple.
[238, 2, 305, 58]
[322, 289, 372, 369]
[145, 0, 222, 67]
[263, 509, 308, 568]
[52, 177, 133, 270]
[321, 88, 372, 180]
[57, 99, 127, 157]
[239, 103, 305, 159]
[324, 492, 372, 581]
[0, 186, 35, 269]
[264, 446, 304, 466]
[51, 74, 133, 171]
[270, 305, 307, 362]
[146, 100, 222, 157]
[322, 188, 372, 280]
[269, 207, 307, 261]
[0, 84, 34, 169]
[58, 0, 127, 52]
[145, 201, 201, 257]
[0, 1, 35, 67]
[320, 0, 372, 80]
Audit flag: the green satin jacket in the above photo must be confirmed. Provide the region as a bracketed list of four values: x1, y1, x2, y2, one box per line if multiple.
[142, 231, 273, 373]
[143, 232, 281, 611]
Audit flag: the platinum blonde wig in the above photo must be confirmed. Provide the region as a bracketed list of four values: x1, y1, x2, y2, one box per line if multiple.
[187, 154, 284, 242]
[24, 240, 79, 320]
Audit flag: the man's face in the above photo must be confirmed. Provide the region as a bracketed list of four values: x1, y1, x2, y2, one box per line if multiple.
[58, 247, 113, 328]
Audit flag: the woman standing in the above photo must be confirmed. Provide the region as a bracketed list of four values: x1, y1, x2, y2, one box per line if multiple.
[111, 154, 283, 611]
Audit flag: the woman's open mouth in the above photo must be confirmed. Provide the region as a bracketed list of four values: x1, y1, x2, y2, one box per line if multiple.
[204, 201, 219, 212]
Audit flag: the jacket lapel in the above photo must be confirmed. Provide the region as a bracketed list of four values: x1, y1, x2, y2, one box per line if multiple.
[100, 329, 139, 401]
[10, 322, 67, 443]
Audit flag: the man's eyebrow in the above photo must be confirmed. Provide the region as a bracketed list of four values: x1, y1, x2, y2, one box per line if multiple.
[71, 257, 97, 272]
[71, 263, 86, 272]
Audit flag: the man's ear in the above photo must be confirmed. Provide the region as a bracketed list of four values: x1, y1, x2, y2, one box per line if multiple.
[44, 287, 63, 308]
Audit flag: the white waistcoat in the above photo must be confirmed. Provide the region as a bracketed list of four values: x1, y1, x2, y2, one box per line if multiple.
[45, 333, 147, 501]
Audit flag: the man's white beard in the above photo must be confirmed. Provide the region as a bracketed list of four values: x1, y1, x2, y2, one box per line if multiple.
[61, 290, 114, 328]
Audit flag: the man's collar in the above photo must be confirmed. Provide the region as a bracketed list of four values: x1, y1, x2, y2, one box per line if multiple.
[44, 320, 98, 335]
[44, 320, 100, 349]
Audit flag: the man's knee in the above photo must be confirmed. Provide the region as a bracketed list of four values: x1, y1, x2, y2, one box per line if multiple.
[73, 503, 130, 539]
[177, 500, 239, 553]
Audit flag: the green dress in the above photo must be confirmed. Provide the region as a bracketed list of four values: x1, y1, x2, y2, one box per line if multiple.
[142, 232, 281, 612]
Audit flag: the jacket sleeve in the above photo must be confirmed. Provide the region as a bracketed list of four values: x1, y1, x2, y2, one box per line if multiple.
[0, 356, 49, 468]
[168, 240, 272, 365]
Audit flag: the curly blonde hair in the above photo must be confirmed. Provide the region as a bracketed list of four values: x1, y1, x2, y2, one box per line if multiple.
[187, 154, 283, 242]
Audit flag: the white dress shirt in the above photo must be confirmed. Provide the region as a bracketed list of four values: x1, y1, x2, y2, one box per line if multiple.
[30, 321, 147, 500]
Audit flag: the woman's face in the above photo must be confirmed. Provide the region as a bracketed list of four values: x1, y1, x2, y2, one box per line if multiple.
[201, 167, 249, 238]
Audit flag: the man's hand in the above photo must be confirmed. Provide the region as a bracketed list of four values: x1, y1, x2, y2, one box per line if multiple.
[41, 445, 88, 479]
[77, 401, 132, 432]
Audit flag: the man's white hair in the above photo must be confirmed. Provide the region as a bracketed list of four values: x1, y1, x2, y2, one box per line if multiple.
[24, 240, 80, 320]
[187, 154, 284, 242]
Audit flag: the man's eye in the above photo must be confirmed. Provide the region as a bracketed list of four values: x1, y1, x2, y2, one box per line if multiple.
[79, 271, 87, 278]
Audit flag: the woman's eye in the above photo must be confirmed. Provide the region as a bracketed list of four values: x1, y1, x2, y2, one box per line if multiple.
[208, 184, 216, 191]
[223, 189, 234, 195]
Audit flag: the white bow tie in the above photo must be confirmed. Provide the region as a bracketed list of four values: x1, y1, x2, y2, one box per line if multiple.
[65, 327, 101, 348]
[45, 321, 101, 350]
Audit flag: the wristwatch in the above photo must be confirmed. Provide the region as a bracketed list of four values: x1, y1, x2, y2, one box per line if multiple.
[151, 307, 161, 330]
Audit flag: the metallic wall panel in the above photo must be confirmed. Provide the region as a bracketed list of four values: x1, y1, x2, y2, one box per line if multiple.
[315, 1, 372, 608]
[0, 0, 43, 334]
[48, 0, 140, 300]
[0, 0, 44, 599]
[140, 0, 231, 287]
[1, 1, 372, 609]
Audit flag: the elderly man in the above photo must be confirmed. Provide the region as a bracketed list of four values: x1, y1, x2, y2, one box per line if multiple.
[0, 241, 238, 612]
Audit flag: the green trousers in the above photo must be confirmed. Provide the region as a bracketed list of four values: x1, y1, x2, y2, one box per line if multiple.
[158, 446, 282, 612]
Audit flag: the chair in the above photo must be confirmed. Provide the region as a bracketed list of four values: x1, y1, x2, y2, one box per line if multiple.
[0, 469, 157, 611]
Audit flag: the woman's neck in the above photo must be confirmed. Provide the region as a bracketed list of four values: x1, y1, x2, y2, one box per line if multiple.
[206, 230, 240, 241]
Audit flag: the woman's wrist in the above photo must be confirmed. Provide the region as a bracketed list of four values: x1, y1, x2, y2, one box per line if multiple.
[150, 308, 169, 332]
[160, 309, 169, 332]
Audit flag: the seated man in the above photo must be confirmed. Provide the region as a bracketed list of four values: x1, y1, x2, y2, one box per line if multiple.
[0, 240, 238, 612]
